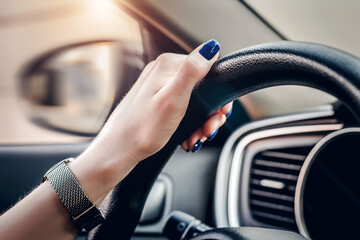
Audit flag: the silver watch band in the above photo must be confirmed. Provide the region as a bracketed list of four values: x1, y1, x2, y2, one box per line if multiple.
[44, 158, 105, 231]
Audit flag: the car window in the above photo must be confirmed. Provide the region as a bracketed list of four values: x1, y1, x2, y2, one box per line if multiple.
[244, 0, 360, 57]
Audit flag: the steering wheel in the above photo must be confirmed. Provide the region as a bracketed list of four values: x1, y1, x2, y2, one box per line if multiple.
[89, 41, 360, 239]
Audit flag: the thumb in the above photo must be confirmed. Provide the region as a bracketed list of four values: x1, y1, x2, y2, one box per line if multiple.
[168, 40, 220, 94]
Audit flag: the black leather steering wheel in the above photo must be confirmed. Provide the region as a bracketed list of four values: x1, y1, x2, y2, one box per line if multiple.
[89, 41, 360, 239]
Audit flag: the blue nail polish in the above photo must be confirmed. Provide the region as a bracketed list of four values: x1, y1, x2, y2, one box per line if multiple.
[208, 129, 218, 141]
[186, 149, 190, 153]
[199, 39, 220, 60]
[192, 140, 203, 153]
[226, 107, 233, 118]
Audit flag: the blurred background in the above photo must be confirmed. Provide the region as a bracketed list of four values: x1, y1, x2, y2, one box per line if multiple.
[0, 0, 144, 144]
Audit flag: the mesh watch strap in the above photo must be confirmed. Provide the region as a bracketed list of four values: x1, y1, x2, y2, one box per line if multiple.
[44, 158, 105, 231]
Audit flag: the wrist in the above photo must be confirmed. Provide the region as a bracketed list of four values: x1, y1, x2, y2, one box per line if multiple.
[68, 141, 139, 205]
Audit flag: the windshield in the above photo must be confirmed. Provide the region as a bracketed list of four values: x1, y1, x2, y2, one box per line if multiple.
[244, 0, 360, 57]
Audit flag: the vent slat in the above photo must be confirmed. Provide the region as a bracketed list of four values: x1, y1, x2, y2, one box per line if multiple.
[251, 189, 294, 201]
[251, 199, 294, 212]
[260, 151, 306, 161]
[254, 159, 302, 171]
[252, 169, 298, 181]
[252, 211, 296, 224]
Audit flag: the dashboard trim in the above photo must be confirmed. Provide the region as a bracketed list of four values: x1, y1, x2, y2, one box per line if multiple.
[228, 124, 343, 227]
[214, 105, 340, 228]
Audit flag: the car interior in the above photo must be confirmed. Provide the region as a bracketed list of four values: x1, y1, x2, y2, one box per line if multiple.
[1, 0, 360, 239]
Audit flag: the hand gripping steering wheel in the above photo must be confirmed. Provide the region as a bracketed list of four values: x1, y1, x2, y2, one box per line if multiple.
[89, 41, 360, 239]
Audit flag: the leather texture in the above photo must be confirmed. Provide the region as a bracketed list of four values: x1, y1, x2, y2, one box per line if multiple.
[191, 227, 308, 240]
[90, 41, 360, 239]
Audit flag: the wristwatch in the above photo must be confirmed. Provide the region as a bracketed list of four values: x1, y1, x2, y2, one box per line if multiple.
[43, 158, 105, 231]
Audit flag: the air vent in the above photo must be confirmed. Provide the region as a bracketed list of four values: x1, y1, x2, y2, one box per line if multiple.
[249, 147, 313, 231]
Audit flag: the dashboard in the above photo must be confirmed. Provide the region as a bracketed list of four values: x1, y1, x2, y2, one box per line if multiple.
[213, 103, 359, 239]
[130, 101, 360, 240]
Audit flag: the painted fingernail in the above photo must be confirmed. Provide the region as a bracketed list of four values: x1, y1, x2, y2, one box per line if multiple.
[208, 129, 218, 141]
[199, 39, 220, 60]
[192, 140, 203, 153]
[186, 149, 190, 153]
[226, 107, 233, 118]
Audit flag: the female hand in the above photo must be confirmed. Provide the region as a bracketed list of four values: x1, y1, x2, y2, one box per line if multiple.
[71, 40, 233, 204]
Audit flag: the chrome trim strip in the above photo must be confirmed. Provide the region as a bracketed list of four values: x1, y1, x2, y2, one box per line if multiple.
[294, 127, 360, 238]
[228, 124, 343, 227]
[214, 105, 336, 227]
[260, 179, 285, 189]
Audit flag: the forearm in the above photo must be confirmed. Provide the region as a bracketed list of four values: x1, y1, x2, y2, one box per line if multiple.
[0, 181, 78, 240]
[0, 146, 136, 240]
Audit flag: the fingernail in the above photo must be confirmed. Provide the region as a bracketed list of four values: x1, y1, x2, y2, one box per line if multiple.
[226, 107, 233, 118]
[192, 140, 203, 153]
[199, 39, 220, 60]
[186, 149, 190, 153]
[208, 129, 218, 141]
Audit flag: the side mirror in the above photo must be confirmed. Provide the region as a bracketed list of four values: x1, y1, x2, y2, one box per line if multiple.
[20, 41, 144, 135]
